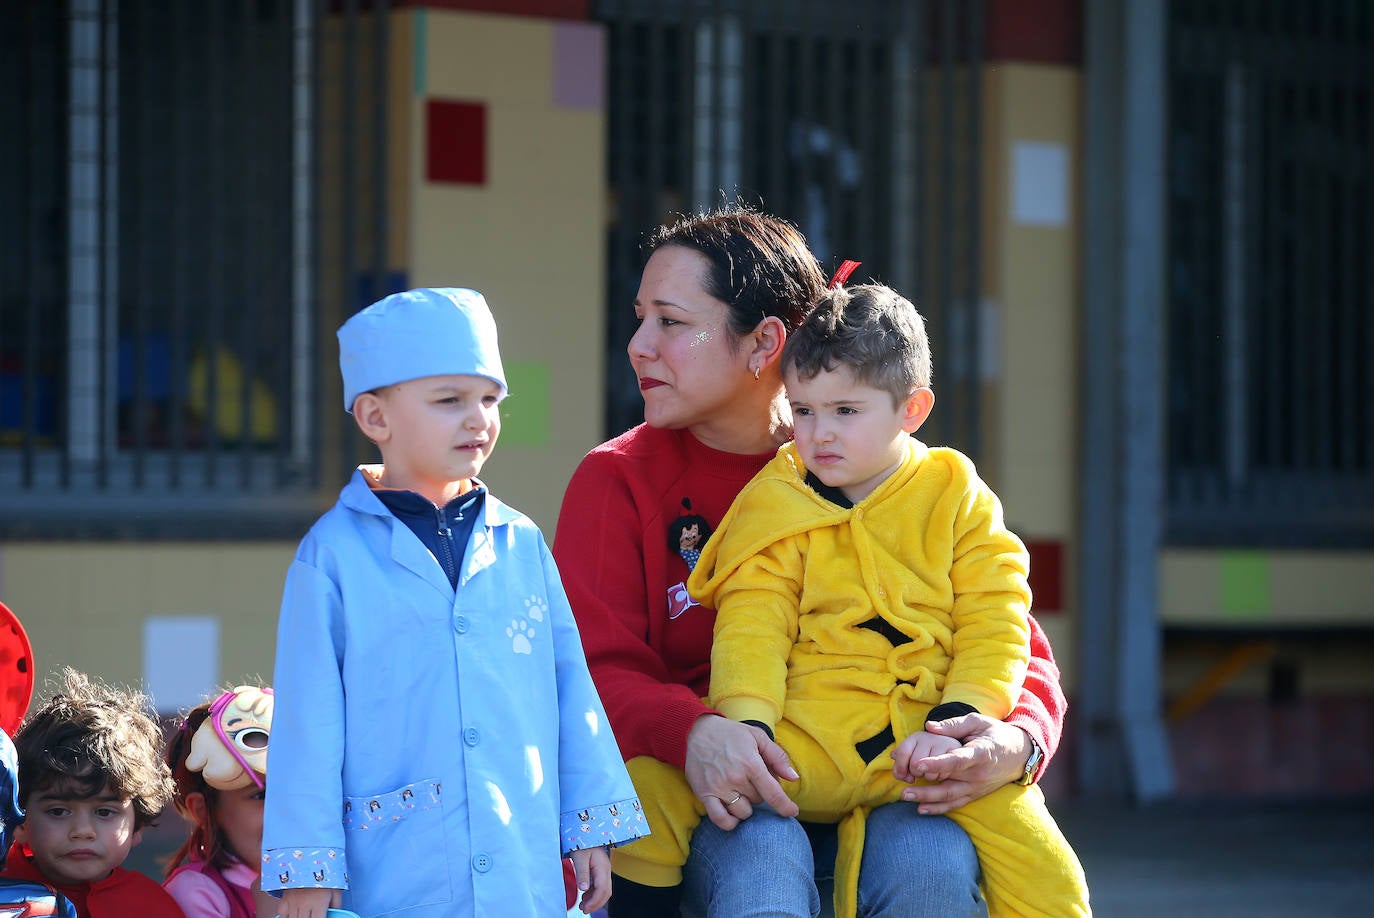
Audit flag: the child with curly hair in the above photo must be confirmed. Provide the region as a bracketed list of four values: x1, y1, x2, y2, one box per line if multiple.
[0, 667, 183, 918]
[0, 727, 76, 917]
[163, 685, 275, 918]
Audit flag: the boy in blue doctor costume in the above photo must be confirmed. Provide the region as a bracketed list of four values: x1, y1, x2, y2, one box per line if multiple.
[263, 288, 647, 918]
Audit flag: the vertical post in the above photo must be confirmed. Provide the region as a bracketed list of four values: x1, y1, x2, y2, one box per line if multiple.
[98, 0, 118, 483]
[964, 1, 984, 461]
[1222, 63, 1249, 490]
[717, 14, 741, 202]
[1078, 0, 1125, 797]
[1080, 0, 1174, 801]
[1116, 0, 1174, 802]
[337, 0, 360, 481]
[888, 10, 916, 295]
[371, 0, 389, 300]
[692, 11, 742, 209]
[67, 0, 109, 468]
[292, 0, 315, 469]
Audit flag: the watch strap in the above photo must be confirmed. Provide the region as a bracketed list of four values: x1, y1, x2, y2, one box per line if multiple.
[1016, 733, 1044, 786]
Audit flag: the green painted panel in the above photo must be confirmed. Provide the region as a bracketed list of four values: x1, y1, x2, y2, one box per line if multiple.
[500, 360, 549, 447]
[1219, 552, 1271, 620]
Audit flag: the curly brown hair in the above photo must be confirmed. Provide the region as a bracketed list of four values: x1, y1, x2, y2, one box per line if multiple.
[14, 667, 175, 829]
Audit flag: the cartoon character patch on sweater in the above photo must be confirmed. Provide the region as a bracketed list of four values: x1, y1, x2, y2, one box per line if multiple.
[666, 498, 714, 619]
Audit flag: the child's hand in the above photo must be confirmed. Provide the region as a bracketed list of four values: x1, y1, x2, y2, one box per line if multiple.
[569, 845, 613, 914]
[251, 876, 281, 918]
[891, 730, 961, 782]
[277, 886, 340, 918]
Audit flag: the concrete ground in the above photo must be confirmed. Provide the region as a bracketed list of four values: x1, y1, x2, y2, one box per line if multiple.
[1057, 795, 1373, 917]
[806, 794, 1373, 918]
[137, 794, 1373, 917]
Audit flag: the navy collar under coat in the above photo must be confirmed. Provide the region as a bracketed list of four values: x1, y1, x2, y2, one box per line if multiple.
[337, 468, 525, 597]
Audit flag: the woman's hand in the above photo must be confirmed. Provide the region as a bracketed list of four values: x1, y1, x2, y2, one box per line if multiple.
[569, 845, 614, 914]
[898, 713, 1033, 815]
[684, 715, 800, 830]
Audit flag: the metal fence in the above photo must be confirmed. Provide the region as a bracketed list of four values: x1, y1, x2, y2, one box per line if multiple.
[1166, 0, 1374, 545]
[0, 0, 988, 538]
[0, 0, 320, 536]
[595, 0, 988, 454]
[0, 0, 398, 538]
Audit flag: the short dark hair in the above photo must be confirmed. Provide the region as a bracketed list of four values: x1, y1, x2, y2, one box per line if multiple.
[15, 668, 175, 829]
[646, 205, 826, 341]
[781, 283, 932, 406]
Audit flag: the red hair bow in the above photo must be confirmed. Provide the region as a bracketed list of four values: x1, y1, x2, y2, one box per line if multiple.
[828, 260, 861, 289]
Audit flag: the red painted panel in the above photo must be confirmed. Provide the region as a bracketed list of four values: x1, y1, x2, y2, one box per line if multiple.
[985, 0, 1082, 66]
[427, 99, 487, 186]
[1025, 539, 1064, 613]
[389, 0, 591, 19]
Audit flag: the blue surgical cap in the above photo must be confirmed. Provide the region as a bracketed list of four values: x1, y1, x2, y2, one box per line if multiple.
[338, 287, 508, 412]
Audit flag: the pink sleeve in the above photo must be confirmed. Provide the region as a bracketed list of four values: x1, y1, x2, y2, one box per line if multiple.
[164, 868, 231, 918]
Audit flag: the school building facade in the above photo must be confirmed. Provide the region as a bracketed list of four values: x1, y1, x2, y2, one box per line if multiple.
[0, 0, 1370, 802]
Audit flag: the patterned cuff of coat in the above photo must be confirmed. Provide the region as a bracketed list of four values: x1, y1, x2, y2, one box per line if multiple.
[560, 797, 651, 855]
[261, 846, 349, 892]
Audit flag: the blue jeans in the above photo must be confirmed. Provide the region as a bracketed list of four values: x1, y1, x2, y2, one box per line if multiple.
[680, 802, 987, 918]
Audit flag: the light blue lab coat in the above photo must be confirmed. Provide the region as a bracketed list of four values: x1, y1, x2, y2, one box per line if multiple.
[262, 469, 646, 917]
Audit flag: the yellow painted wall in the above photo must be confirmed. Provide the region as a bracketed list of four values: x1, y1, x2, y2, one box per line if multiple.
[980, 64, 1082, 685]
[1161, 549, 1374, 627]
[1, 543, 289, 714]
[1160, 549, 1374, 698]
[983, 65, 1081, 535]
[315, 9, 606, 529]
[406, 10, 607, 531]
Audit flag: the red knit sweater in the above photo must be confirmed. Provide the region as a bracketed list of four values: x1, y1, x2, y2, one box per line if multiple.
[553, 425, 1065, 779]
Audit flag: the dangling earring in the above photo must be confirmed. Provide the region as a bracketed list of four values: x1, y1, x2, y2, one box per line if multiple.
[753, 366, 761, 381]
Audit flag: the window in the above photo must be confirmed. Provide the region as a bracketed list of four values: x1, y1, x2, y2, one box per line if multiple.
[1167, 0, 1374, 544]
[0, 1, 319, 537]
[598, 1, 988, 452]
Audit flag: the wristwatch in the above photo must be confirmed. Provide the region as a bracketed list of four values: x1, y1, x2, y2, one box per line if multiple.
[1016, 734, 1044, 786]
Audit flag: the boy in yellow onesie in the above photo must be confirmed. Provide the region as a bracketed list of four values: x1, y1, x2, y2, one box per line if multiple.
[687, 283, 1090, 918]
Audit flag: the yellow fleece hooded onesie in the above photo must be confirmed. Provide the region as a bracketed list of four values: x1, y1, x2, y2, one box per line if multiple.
[687, 440, 1089, 918]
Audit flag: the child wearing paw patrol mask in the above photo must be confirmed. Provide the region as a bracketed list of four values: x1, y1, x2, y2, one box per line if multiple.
[163, 686, 275, 918]
[262, 288, 647, 918]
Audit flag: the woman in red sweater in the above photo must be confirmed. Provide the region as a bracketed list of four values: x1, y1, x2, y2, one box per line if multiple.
[553, 206, 1066, 918]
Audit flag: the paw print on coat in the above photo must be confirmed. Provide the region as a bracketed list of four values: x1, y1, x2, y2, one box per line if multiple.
[524, 595, 547, 622]
[507, 619, 535, 654]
